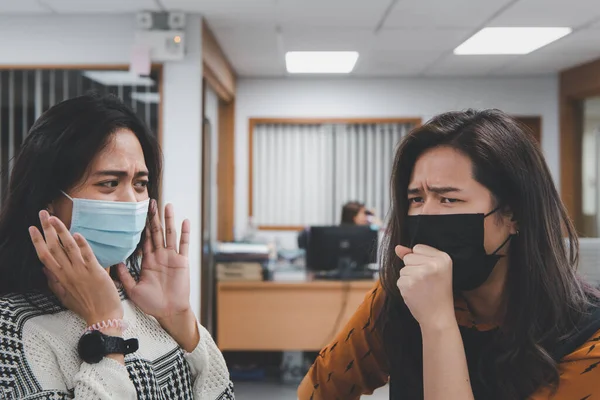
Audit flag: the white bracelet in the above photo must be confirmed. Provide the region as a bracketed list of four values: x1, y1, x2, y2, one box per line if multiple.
[84, 319, 128, 334]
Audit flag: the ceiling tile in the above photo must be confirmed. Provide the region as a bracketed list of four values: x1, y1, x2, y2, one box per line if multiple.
[235, 56, 285, 77]
[385, 0, 513, 28]
[424, 54, 519, 76]
[164, 0, 277, 27]
[213, 26, 279, 56]
[212, 26, 283, 75]
[535, 28, 600, 54]
[0, 0, 50, 13]
[277, 0, 390, 28]
[374, 28, 472, 52]
[43, 0, 158, 13]
[280, 28, 373, 52]
[490, 0, 600, 27]
[353, 51, 441, 76]
[493, 51, 600, 75]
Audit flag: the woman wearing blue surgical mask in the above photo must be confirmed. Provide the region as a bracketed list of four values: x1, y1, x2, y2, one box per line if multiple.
[0, 94, 234, 399]
[299, 110, 600, 400]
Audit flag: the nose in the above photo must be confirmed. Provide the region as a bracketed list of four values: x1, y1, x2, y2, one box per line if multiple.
[119, 188, 138, 203]
[420, 199, 443, 215]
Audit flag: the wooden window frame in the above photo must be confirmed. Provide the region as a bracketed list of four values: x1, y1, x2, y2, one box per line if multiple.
[559, 58, 600, 232]
[247, 117, 422, 231]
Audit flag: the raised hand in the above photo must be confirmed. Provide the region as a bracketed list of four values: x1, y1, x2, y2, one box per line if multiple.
[29, 211, 123, 330]
[117, 200, 199, 351]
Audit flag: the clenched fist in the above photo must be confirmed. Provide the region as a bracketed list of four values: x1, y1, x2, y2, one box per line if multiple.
[396, 244, 456, 330]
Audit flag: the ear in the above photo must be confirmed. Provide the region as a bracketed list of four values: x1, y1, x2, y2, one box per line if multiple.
[507, 218, 519, 235]
[502, 206, 518, 235]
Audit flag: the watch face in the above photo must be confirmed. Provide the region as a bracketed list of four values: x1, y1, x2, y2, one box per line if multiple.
[78, 330, 106, 364]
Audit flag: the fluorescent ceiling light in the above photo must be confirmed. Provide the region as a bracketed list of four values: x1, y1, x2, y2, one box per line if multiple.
[82, 71, 155, 87]
[285, 51, 359, 74]
[131, 92, 160, 104]
[454, 27, 572, 55]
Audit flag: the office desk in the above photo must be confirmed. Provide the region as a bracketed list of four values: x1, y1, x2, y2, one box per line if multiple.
[216, 280, 377, 351]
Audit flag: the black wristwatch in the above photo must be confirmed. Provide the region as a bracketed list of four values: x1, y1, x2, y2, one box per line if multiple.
[78, 330, 139, 364]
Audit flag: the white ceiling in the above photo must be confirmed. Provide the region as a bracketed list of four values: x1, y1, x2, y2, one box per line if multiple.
[3, 0, 600, 78]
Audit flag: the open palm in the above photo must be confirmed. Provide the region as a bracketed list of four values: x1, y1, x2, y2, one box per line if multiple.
[118, 201, 191, 321]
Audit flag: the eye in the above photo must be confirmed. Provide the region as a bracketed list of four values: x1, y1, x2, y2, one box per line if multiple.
[135, 180, 149, 188]
[441, 197, 461, 204]
[408, 197, 423, 204]
[98, 180, 118, 188]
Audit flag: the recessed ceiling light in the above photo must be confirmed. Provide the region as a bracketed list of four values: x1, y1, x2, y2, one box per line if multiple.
[285, 51, 359, 74]
[454, 27, 572, 55]
[82, 71, 155, 87]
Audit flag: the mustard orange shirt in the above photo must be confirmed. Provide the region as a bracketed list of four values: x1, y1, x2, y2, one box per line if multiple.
[298, 281, 600, 400]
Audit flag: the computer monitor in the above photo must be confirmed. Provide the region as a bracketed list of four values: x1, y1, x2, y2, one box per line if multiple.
[306, 225, 378, 276]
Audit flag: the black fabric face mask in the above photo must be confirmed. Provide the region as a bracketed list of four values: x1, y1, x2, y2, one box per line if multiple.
[402, 209, 513, 291]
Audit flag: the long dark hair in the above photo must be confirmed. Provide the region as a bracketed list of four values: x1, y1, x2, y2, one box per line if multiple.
[341, 201, 365, 224]
[0, 93, 162, 296]
[378, 109, 599, 399]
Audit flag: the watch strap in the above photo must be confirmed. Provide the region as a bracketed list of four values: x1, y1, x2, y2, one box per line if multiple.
[104, 336, 139, 356]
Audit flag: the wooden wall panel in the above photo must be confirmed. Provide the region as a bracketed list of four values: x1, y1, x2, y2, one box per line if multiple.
[515, 116, 542, 144]
[559, 58, 600, 231]
[202, 18, 237, 242]
[217, 99, 236, 241]
[202, 20, 235, 102]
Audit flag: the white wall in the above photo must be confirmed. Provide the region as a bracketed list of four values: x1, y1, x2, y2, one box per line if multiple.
[204, 86, 220, 244]
[161, 16, 203, 318]
[0, 14, 205, 317]
[235, 77, 560, 242]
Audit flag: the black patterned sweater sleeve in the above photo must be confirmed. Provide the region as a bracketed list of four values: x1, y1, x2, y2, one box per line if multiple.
[0, 294, 138, 399]
[0, 292, 235, 400]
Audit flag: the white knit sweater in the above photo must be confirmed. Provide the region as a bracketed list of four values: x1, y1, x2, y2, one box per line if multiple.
[0, 289, 234, 399]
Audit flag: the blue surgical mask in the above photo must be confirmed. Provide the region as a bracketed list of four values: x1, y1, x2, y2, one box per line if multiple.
[62, 192, 150, 268]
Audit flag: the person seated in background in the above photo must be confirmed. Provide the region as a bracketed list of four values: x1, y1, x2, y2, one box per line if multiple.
[298, 109, 600, 400]
[340, 201, 380, 226]
[0, 94, 234, 399]
[298, 201, 381, 249]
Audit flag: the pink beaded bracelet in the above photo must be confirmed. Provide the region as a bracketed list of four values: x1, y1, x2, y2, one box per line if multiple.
[84, 319, 128, 334]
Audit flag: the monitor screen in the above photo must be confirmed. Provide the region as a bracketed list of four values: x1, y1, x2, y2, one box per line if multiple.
[306, 225, 378, 272]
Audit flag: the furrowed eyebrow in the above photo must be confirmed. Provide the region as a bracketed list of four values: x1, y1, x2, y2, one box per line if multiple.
[407, 186, 462, 195]
[92, 170, 149, 178]
[427, 186, 462, 195]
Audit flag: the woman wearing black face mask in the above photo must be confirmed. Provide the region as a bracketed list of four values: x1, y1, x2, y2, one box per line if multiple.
[298, 109, 600, 400]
